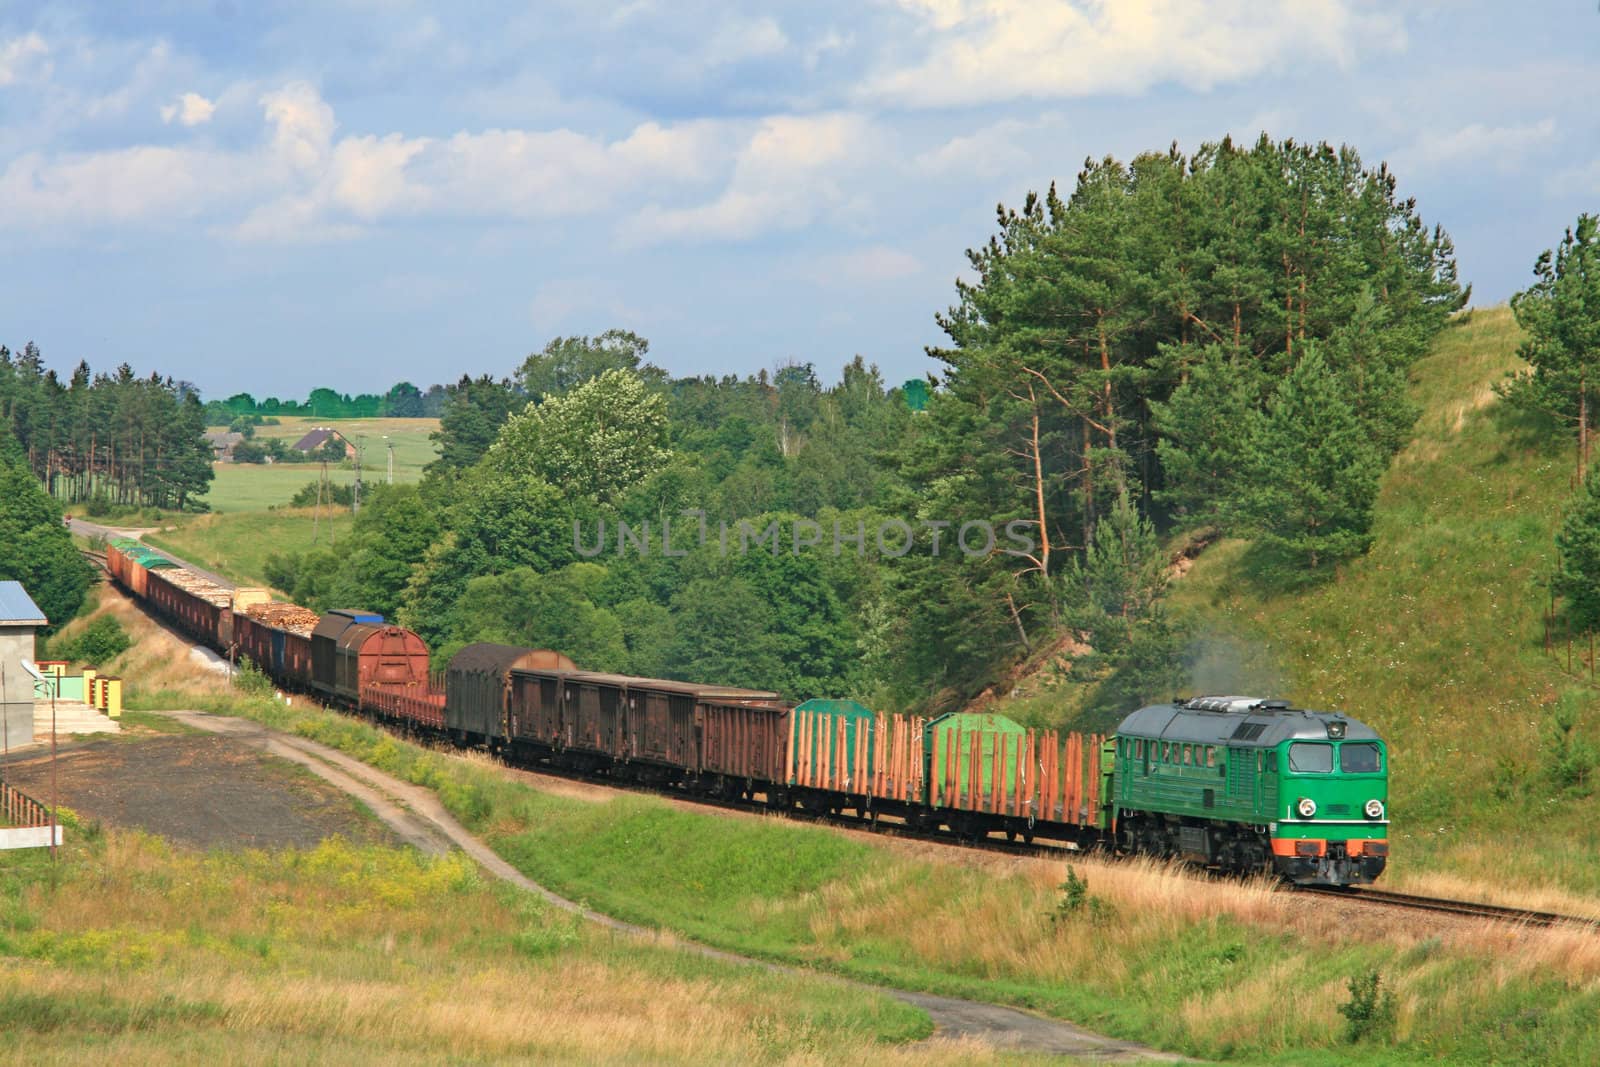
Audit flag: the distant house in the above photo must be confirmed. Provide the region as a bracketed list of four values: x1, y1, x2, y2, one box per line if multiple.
[292, 427, 357, 459]
[1, 581, 46, 746]
[204, 430, 244, 462]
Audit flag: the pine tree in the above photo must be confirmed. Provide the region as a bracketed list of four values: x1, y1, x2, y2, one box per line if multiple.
[1504, 214, 1600, 482]
[1555, 472, 1600, 630]
[1238, 347, 1387, 568]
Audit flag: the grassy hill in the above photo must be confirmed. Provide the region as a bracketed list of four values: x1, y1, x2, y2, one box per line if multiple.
[143, 508, 353, 593]
[1156, 307, 1596, 891]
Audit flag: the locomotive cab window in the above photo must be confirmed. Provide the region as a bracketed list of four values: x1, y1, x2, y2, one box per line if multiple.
[1340, 742, 1382, 773]
[1206, 747, 1216, 768]
[1288, 742, 1333, 773]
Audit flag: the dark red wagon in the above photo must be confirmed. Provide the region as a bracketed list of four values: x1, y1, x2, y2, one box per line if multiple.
[507, 667, 782, 781]
[334, 623, 430, 703]
[446, 644, 577, 745]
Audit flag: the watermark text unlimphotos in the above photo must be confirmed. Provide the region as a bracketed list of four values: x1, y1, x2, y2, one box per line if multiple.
[574, 513, 1037, 560]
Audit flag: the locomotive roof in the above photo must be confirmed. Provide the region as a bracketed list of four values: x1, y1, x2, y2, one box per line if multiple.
[1117, 696, 1381, 747]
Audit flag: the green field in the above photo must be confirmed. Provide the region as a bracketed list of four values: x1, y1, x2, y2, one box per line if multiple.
[144, 508, 353, 592]
[204, 416, 439, 513]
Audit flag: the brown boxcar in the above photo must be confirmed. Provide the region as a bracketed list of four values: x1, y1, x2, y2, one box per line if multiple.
[447, 644, 576, 743]
[699, 699, 791, 786]
[508, 668, 778, 774]
[332, 623, 429, 703]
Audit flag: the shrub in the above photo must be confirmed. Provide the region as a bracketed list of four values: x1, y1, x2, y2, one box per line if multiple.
[1050, 866, 1115, 926]
[233, 657, 276, 697]
[288, 480, 355, 508]
[1545, 692, 1597, 795]
[1337, 969, 1397, 1043]
[52, 615, 130, 667]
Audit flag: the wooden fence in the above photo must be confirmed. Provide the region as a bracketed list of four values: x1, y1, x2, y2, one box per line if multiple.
[1, 780, 50, 827]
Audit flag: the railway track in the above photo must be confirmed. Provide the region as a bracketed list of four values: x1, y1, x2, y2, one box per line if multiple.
[85, 560, 1600, 934]
[493, 752, 1600, 934]
[1301, 885, 1600, 929]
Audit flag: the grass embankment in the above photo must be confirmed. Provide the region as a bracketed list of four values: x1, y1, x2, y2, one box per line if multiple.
[144, 509, 352, 591]
[1154, 306, 1600, 894]
[0, 826, 930, 1064]
[126, 682, 1600, 1066]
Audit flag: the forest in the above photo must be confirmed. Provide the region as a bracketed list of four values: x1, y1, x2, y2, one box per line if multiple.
[0, 345, 214, 511]
[259, 137, 1468, 717]
[204, 381, 447, 424]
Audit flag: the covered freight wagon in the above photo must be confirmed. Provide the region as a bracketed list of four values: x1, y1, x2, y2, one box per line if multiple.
[309, 609, 383, 694]
[331, 623, 429, 703]
[698, 696, 790, 793]
[447, 644, 576, 744]
[508, 666, 778, 776]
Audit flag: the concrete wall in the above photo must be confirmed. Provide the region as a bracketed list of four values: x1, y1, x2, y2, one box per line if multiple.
[1, 625, 37, 750]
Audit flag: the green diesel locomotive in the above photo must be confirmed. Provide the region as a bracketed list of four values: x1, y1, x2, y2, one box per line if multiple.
[1111, 696, 1388, 885]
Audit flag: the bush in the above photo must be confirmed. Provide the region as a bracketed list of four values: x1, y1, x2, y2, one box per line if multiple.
[51, 615, 130, 667]
[1050, 866, 1115, 926]
[1545, 692, 1597, 796]
[1337, 969, 1397, 1043]
[288, 480, 355, 508]
[233, 658, 276, 697]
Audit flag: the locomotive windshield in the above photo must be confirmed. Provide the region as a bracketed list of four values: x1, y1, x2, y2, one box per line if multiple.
[1287, 742, 1333, 772]
[1340, 742, 1382, 773]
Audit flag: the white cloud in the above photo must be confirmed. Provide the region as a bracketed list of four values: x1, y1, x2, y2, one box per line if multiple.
[0, 145, 247, 228]
[226, 87, 734, 241]
[0, 33, 48, 87]
[628, 113, 878, 244]
[866, 0, 1403, 107]
[1402, 117, 1557, 174]
[262, 81, 337, 173]
[915, 118, 1040, 178]
[0, 74, 877, 248]
[160, 91, 216, 126]
[703, 17, 789, 66]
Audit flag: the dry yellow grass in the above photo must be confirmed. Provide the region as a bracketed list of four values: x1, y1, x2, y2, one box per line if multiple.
[0, 833, 962, 1065]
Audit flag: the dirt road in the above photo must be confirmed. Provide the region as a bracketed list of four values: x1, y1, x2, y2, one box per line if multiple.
[154, 708, 1190, 1062]
[0, 731, 397, 850]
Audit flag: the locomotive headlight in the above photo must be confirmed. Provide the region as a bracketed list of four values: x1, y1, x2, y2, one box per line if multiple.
[1364, 798, 1385, 819]
[1296, 797, 1317, 819]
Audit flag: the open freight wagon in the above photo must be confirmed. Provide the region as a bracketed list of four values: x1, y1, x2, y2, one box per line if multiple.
[788, 701, 1112, 843]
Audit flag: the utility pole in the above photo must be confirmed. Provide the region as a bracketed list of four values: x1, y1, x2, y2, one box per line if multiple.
[353, 443, 363, 516]
[384, 435, 393, 485]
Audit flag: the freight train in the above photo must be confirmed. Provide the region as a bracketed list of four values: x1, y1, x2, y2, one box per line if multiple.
[103, 539, 1388, 886]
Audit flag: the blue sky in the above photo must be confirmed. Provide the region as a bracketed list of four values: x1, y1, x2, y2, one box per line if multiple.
[1, 1, 1596, 398]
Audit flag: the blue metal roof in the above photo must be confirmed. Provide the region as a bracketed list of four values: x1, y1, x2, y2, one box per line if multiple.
[0, 581, 47, 626]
